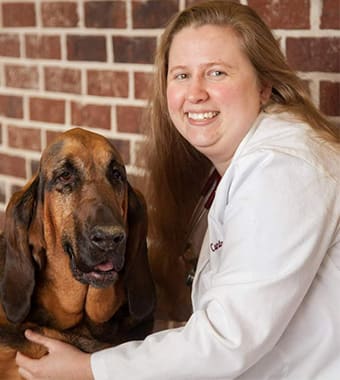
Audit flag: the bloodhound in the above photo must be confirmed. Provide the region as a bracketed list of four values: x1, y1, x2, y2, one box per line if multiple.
[0, 128, 156, 379]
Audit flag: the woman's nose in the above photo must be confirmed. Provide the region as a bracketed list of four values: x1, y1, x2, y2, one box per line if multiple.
[186, 78, 208, 103]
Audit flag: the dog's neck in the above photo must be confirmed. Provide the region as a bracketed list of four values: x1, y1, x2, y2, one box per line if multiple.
[34, 246, 125, 330]
[85, 283, 125, 324]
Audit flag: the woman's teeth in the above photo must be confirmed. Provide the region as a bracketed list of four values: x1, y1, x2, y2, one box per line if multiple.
[187, 111, 218, 120]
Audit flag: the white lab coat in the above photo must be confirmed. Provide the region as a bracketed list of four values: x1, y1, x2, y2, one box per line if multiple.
[91, 112, 340, 379]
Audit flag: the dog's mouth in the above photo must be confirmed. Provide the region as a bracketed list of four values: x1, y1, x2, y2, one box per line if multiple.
[82, 261, 120, 287]
[63, 241, 123, 288]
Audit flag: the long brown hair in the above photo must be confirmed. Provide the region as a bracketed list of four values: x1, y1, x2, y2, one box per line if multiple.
[142, 1, 339, 316]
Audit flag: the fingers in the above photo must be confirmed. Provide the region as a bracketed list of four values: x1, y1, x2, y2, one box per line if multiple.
[16, 351, 38, 379]
[15, 331, 51, 379]
[18, 366, 32, 380]
[24, 329, 53, 351]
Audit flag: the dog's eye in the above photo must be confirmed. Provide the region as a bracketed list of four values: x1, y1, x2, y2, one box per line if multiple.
[54, 170, 76, 193]
[51, 161, 78, 193]
[107, 159, 126, 186]
[111, 168, 124, 182]
[108, 162, 126, 185]
[58, 170, 73, 183]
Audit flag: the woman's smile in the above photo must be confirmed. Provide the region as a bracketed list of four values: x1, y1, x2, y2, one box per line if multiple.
[186, 111, 220, 121]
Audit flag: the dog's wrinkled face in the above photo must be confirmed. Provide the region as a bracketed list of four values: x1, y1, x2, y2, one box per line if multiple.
[40, 128, 129, 288]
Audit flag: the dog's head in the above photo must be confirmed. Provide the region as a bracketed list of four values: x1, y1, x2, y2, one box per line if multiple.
[0, 128, 155, 324]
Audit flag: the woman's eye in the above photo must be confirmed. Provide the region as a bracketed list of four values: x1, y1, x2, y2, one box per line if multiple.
[209, 70, 226, 78]
[175, 73, 187, 80]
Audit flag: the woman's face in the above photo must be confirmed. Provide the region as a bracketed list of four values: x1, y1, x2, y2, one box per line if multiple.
[166, 24, 270, 174]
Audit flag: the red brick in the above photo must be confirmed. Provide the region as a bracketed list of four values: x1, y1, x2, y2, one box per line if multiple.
[185, 0, 228, 6]
[46, 130, 62, 146]
[67, 35, 107, 62]
[0, 95, 23, 118]
[85, 1, 126, 28]
[30, 159, 40, 176]
[134, 139, 147, 168]
[132, 0, 178, 29]
[5, 65, 39, 90]
[320, 81, 340, 116]
[30, 98, 65, 124]
[25, 35, 61, 59]
[116, 106, 145, 134]
[286, 37, 340, 72]
[108, 138, 130, 164]
[8, 125, 42, 151]
[321, 0, 340, 29]
[0, 153, 26, 178]
[113, 36, 156, 64]
[45, 67, 81, 94]
[41, 2, 79, 27]
[87, 70, 129, 98]
[71, 102, 111, 130]
[0, 34, 20, 57]
[11, 184, 23, 195]
[134, 72, 153, 100]
[2, 2, 36, 27]
[248, 0, 310, 29]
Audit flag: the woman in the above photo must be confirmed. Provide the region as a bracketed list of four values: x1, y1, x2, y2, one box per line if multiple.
[16, 1, 340, 379]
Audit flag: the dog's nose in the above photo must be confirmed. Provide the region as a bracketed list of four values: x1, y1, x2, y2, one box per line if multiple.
[90, 225, 126, 251]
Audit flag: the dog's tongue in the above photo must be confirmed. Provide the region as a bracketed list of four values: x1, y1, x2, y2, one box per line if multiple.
[94, 261, 114, 272]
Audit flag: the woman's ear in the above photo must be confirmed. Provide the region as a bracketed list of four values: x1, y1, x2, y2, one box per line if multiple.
[0, 174, 43, 323]
[260, 83, 272, 105]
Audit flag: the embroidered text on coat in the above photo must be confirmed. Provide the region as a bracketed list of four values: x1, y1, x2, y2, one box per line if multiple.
[210, 240, 223, 252]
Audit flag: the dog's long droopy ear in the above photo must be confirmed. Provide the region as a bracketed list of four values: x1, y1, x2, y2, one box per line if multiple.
[0, 175, 41, 324]
[124, 184, 156, 321]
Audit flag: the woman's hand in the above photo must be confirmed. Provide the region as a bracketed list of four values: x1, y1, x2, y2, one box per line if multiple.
[16, 329, 94, 380]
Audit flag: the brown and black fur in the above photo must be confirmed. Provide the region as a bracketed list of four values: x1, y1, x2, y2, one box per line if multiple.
[0, 128, 156, 379]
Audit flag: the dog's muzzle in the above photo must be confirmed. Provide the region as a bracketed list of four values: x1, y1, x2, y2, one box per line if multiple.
[63, 225, 127, 288]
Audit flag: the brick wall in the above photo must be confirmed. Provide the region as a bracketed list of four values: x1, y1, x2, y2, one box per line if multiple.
[0, 0, 339, 228]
